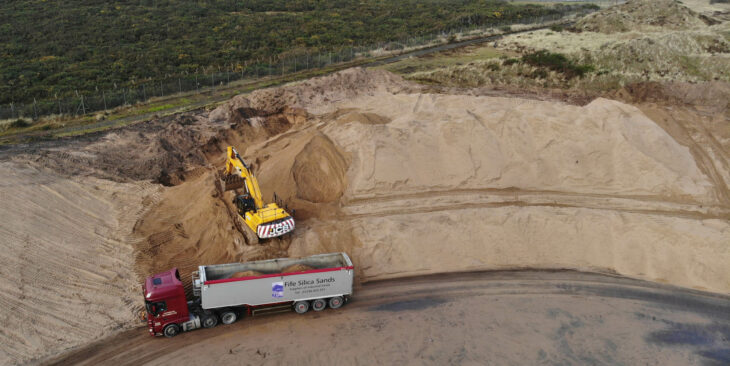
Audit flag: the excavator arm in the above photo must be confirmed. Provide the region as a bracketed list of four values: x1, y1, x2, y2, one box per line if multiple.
[224, 146, 264, 209]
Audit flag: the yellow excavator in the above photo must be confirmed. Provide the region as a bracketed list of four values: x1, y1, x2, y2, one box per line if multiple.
[219, 146, 294, 241]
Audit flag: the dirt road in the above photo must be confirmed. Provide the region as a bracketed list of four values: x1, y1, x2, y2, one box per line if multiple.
[44, 270, 730, 366]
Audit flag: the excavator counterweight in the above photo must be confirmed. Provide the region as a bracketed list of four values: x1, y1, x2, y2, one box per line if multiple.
[219, 146, 295, 240]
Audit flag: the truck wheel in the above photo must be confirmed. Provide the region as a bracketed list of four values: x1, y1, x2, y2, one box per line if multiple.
[294, 301, 309, 314]
[220, 310, 237, 325]
[328, 296, 344, 309]
[163, 324, 180, 338]
[312, 298, 327, 311]
[201, 313, 218, 328]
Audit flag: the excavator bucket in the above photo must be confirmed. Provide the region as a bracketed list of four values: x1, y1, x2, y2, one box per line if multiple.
[220, 173, 246, 192]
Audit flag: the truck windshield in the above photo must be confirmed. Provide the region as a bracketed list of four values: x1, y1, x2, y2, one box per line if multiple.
[145, 301, 167, 316]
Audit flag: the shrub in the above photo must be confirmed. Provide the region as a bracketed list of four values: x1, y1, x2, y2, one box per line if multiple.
[549, 24, 564, 32]
[9, 119, 30, 128]
[500, 25, 512, 33]
[521, 50, 594, 79]
[531, 69, 549, 79]
[503, 58, 519, 66]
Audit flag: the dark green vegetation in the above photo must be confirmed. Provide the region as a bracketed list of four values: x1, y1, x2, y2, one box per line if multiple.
[521, 50, 594, 78]
[1, 0, 597, 106]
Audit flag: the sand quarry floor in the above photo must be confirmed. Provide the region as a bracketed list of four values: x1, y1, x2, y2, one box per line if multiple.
[1, 68, 729, 364]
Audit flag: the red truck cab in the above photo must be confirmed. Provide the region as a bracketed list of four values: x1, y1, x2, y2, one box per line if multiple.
[143, 268, 189, 336]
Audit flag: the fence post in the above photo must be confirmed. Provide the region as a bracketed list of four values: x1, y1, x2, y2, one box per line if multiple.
[103, 91, 107, 110]
[58, 98, 62, 115]
[142, 84, 146, 100]
[10, 102, 14, 119]
[33, 98, 38, 120]
[160, 81, 164, 97]
[179, 78, 182, 93]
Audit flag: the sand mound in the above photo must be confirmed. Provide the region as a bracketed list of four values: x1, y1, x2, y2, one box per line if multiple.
[282, 86, 729, 293]
[228, 270, 264, 278]
[292, 134, 348, 203]
[282, 264, 315, 273]
[323, 94, 715, 201]
[574, 0, 709, 33]
[211, 68, 417, 123]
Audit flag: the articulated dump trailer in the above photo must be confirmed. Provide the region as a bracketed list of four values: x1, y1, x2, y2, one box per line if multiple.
[143, 253, 354, 337]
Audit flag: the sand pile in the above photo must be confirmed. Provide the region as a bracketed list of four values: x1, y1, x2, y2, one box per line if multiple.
[574, 0, 709, 33]
[282, 264, 315, 273]
[325, 94, 716, 201]
[210, 68, 417, 123]
[249, 74, 727, 293]
[228, 271, 263, 278]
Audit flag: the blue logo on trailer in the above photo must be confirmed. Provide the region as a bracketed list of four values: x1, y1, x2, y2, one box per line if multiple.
[272, 282, 284, 298]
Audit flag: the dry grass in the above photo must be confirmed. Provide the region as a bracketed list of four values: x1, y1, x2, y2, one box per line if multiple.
[406, 13, 729, 91]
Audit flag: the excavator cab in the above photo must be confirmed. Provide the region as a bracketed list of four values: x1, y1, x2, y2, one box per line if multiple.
[234, 194, 256, 215]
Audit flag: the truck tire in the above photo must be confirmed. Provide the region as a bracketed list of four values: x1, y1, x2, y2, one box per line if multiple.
[312, 298, 327, 311]
[328, 296, 344, 309]
[163, 324, 180, 338]
[220, 310, 237, 325]
[294, 301, 310, 314]
[201, 313, 218, 328]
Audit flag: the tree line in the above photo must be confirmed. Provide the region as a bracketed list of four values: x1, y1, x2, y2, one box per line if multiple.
[0, 0, 598, 105]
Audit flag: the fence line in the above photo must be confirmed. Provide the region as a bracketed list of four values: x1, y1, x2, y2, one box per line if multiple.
[0, 10, 596, 121]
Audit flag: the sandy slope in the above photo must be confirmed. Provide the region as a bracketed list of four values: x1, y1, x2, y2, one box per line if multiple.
[0, 162, 160, 364]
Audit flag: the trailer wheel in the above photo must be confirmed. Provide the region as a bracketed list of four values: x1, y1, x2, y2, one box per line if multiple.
[312, 298, 327, 312]
[163, 324, 180, 338]
[328, 296, 344, 309]
[220, 310, 237, 325]
[294, 301, 309, 314]
[201, 313, 218, 328]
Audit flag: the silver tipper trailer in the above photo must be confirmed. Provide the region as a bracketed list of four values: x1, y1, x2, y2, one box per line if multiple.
[193, 252, 353, 316]
[144, 253, 354, 337]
